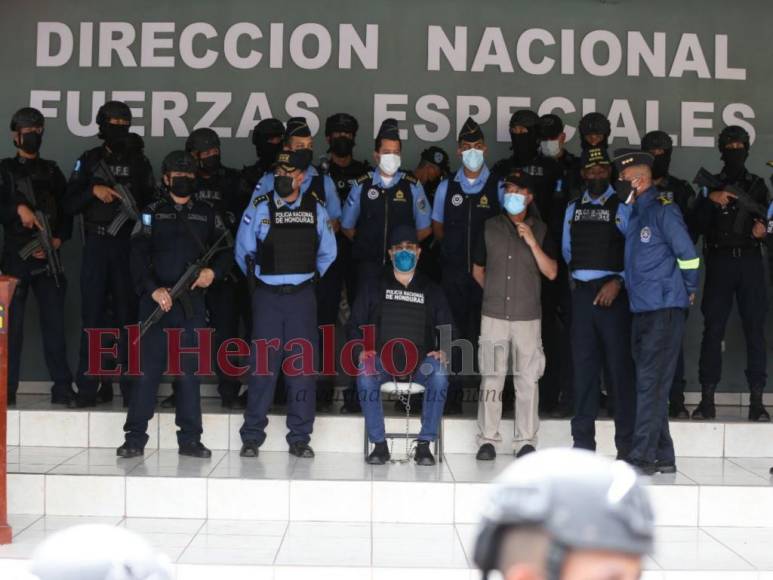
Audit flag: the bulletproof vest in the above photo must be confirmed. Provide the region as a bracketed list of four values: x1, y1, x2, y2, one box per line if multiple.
[376, 275, 431, 375]
[705, 171, 766, 250]
[324, 159, 369, 203]
[353, 173, 416, 263]
[194, 169, 239, 232]
[569, 195, 625, 272]
[441, 175, 501, 271]
[306, 174, 327, 205]
[259, 193, 319, 275]
[83, 148, 139, 226]
[0, 157, 59, 243]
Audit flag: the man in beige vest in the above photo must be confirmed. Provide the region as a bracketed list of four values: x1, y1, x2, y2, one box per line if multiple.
[472, 170, 558, 460]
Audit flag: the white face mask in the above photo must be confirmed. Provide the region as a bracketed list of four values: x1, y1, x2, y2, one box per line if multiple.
[540, 139, 562, 159]
[379, 153, 401, 176]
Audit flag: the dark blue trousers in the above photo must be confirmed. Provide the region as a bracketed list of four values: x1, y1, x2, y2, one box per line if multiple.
[629, 308, 687, 464]
[123, 296, 205, 449]
[206, 277, 250, 399]
[240, 284, 317, 446]
[570, 281, 635, 456]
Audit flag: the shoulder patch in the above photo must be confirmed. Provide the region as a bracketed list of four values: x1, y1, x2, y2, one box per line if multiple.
[403, 173, 418, 185]
[141, 213, 152, 227]
[356, 172, 374, 184]
[73, 159, 82, 172]
[658, 193, 673, 206]
[252, 193, 269, 207]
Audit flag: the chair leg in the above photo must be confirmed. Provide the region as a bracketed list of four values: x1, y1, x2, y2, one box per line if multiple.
[363, 423, 369, 460]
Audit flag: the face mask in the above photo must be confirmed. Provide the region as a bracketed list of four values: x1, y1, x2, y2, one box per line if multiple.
[614, 179, 636, 204]
[586, 178, 610, 197]
[274, 175, 295, 198]
[721, 148, 748, 176]
[379, 153, 401, 176]
[539, 139, 561, 159]
[256, 141, 281, 163]
[17, 131, 42, 154]
[102, 124, 130, 154]
[198, 154, 221, 173]
[169, 176, 197, 198]
[651, 150, 672, 180]
[393, 249, 417, 273]
[330, 136, 355, 157]
[503, 193, 527, 216]
[510, 133, 538, 166]
[461, 148, 485, 172]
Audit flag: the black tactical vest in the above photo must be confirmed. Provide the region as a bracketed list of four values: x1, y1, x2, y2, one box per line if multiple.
[376, 275, 431, 375]
[441, 175, 501, 271]
[569, 195, 625, 272]
[705, 171, 767, 250]
[0, 158, 59, 243]
[353, 172, 417, 263]
[259, 193, 319, 275]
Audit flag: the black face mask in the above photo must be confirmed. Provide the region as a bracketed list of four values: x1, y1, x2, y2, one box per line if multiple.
[651, 150, 672, 180]
[721, 148, 748, 177]
[586, 178, 610, 197]
[256, 141, 282, 164]
[16, 131, 42, 154]
[274, 175, 295, 198]
[169, 176, 197, 198]
[614, 179, 635, 204]
[510, 132, 538, 166]
[330, 136, 355, 157]
[198, 154, 220, 173]
[102, 124, 131, 154]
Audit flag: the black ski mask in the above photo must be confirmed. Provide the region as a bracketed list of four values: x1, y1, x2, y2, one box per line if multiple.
[330, 136, 355, 157]
[16, 131, 42, 154]
[510, 132, 538, 166]
[256, 141, 282, 164]
[721, 148, 748, 178]
[651, 150, 672, 180]
[102, 124, 131, 154]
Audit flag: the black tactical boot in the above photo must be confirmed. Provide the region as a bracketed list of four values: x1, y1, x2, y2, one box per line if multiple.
[669, 400, 690, 419]
[414, 441, 436, 466]
[691, 384, 716, 420]
[749, 386, 770, 422]
[366, 441, 391, 465]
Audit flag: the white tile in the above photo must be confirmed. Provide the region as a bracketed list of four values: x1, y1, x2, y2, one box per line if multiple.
[180, 533, 283, 564]
[724, 423, 773, 457]
[129, 449, 224, 478]
[176, 564, 273, 580]
[534, 419, 572, 450]
[19, 411, 88, 447]
[14, 446, 84, 464]
[7, 514, 42, 536]
[45, 474, 125, 516]
[6, 410, 19, 446]
[373, 569, 470, 580]
[199, 519, 287, 536]
[126, 477, 207, 519]
[158, 412, 229, 450]
[290, 452, 372, 481]
[209, 451, 297, 480]
[121, 517, 205, 534]
[670, 422, 725, 458]
[90, 411, 159, 449]
[727, 457, 773, 480]
[703, 526, 773, 569]
[646, 484, 699, 527]
[276, 522, 371, 566]
[0, 558, 36, 580]
[289, 480, 371, 522]
[277, 568, 372, 580]
[207, 479, 289, 520]
[372, 523, 469, 568]
[699, 485, 773, 527]
[372, 481, 454, 524]
[444, 453, 513, 483]
[7, 474, 44, 514]
[26, 515, 122, 531]
[440, 418, 482, 454]
[676, 458, 768, 486]
[311, 415, 364, 453]
[454, 483, 490, 524]
[371, 460, 453, 483]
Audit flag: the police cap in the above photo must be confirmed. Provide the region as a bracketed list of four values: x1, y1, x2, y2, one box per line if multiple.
[325, 113, 359, 136]
[612, 148, 654, 173]
[420, 146, 450, 174]
[285, 117, 312, 139]
[458, 117, 484, 143]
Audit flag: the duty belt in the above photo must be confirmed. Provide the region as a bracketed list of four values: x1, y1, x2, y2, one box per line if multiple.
[255, 278, 314, 294]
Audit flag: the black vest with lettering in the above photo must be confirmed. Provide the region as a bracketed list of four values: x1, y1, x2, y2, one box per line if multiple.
[193, 166, 241, 233]
[353, 172, 416, 263]
[82, 148, 142, 226]
[441, 175, 501, 271]
[569, 194, 625, 272]
[260, 193, 319, 275]
[705, 170, 767, 250]
[376, 274, 432, 374]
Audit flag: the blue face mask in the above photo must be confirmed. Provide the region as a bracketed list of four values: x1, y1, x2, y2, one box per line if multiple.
[461, 148, 485, 172]
[504, 193, 527, 216]
[393, 249, 417, 273]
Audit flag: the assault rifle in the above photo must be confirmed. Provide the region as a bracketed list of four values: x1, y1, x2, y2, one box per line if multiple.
[694, 168, 768, 236]
[93, 159, 140, 236]
[16, 176, 64, 287]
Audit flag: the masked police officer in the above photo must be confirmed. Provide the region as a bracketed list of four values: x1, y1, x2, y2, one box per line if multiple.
[692, 126, 770, 422]
[578, 112, 612, 152]
[431, 118, 501, 414]
[117, 151, 232, 459]
[641, 130, 697, 419]
[0, 107, 73, 405]
[240, 117, 285, 199]
[64, 100, 156, 408]
[562, 147, 635, 459]
[613, 149, 700, 475]
[236, 149, 337, 459]
[473, 449, 654, 580]
[342, 118, 432, 300]
[349, 225, 454, 466]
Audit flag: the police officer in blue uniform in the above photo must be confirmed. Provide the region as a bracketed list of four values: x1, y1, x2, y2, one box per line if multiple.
[64, 101, 156, 408]
[562, 147, 635, 459]
[341, 118, 432, 299]
[692, 126, 770, 422]
[413, 146, 451, 285]
[641, 130, 698, 419]
[612, 149, 700, 475]
[431, 118, 501, 414]
[240, 118, 285, 200]
[117, 151, 232, 459]
[0, 107, 73, 405]
[236, 149, 337, 458]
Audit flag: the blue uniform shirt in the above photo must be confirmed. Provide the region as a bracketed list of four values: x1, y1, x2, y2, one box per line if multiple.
[624, 186, 700, 313]
[562, 187, 632, 281]
[235, 192, 337, 286]
[431, 165, 504, 223]
[341, 170, 432, 230]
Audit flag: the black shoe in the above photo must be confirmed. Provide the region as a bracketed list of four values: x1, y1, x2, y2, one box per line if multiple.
[656, 460, 677, 474]
[70, 395, 97, 409]
[289, 442, 315, 458]
[749, 387, 770, 422]
[367, 441, 390, 465]
[414, 441, 436, 466]
[669, 402, 690, 419]
[179, 441, 212, 459]
[515, 444, 536, 458]
[691, 384, 716, 420]
[7, 393, 16, 407]
[476, 443, 496, 461]
[625, 458, 657, 476]
[97, 381, 114, 404]
[239, 441, 259, 458]
[160, 394, 176, 409]
[116, 443, 144, 458]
